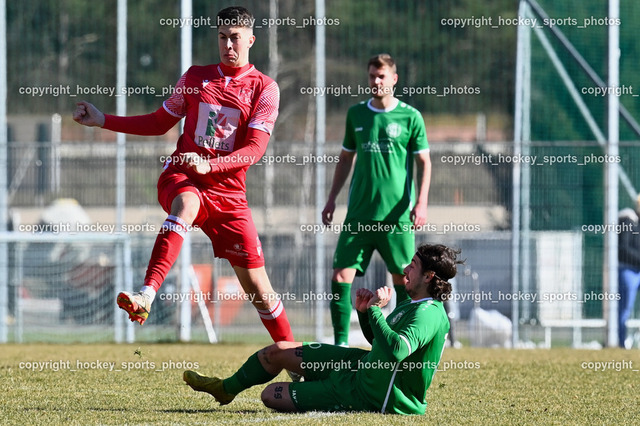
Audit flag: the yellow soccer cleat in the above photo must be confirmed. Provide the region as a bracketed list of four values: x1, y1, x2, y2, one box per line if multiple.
[183, 370, 236, 405]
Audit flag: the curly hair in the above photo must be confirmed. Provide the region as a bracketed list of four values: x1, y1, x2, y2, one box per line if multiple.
[415, 244, 464, 301]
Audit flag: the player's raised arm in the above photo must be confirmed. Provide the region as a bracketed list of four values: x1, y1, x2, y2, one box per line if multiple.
[73, 101, 181, 136]
[73, 101, 105, 127]
[322, 149, 356, 225]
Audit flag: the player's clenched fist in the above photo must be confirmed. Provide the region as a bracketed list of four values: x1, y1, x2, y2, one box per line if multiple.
[73, 101, 105, 127]
[355, 288, 374, 313]
[181, 152, 212, 175]
[367, 286, 392, 309]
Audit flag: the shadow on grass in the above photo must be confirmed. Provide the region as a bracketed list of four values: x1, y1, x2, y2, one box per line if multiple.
[160, 408, 264, 414]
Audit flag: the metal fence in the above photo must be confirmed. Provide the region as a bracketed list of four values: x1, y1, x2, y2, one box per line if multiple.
[2, 0, 640, 346]
[2, 139, 637, 347]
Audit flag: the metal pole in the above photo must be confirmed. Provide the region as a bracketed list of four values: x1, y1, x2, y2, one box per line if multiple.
[604, 0, 620, 348]
[178, 0, 193, 342]
[114, 0, 129, 343]
[520, 3, 532, 331]
[180, 232, 192, 342]
[264, 0, 278, 278]
[115, 243, 124, 343]
[0, 0, 8, 343]
[314, 0, 326, 341]
[124, 236, 134, 343]
[511, 0, 530, 346]
[51, 113, 61, 194]
[180, 0, 192, 75]
[114, 235, 133, 343]
[115, 0, 127, 232]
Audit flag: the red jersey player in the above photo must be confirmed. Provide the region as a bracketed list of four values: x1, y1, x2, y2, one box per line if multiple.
[73, 6, 294, 343]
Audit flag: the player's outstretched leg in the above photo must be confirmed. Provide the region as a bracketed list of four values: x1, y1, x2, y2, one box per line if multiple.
[233, 266, 295, 342]
[117, 193, 198, 324]
[184, 342, 303, 406]
[115, 213, 184, 325]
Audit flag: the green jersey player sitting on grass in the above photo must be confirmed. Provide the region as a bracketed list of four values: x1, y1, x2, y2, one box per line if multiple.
[322, 53, 432, 347]
[184, 243, 462, 415]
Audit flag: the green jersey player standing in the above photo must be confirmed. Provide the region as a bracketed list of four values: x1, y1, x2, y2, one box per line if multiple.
[322, 53, 432, 346]
[184, 243, 461, 415]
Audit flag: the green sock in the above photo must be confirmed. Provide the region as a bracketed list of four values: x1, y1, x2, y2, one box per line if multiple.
[223, 352, 277, 395]
[330, 281, 352, 346]
[394, 284, 410, 305]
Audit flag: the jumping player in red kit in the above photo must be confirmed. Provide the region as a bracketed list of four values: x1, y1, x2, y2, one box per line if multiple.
[73, 6, 294, 343]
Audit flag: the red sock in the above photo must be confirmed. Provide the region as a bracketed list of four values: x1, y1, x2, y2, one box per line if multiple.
[143, 215, 187, 291]
[256, 300, 294, 342]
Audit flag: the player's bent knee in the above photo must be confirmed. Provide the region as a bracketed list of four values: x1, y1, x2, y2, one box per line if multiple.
[261, 383, 296, 412]
[260, 341, 301, 369]
[274, 341, 299, 351]
[262, 342, 279, 359]
[333, 268, 356, 283]
[170, 192, 200, 224]
[260, 385, 274, 405]
[264, 341, 291, 361]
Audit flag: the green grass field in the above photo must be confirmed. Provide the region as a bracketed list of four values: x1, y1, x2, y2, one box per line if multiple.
[2, 343, 639, 425]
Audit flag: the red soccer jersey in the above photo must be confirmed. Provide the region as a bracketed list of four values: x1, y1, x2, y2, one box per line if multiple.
[163, 62, 279, 197]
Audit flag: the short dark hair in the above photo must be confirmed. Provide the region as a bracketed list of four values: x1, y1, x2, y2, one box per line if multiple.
[367, 53, 396, 73]
[416, 244, 464, 301]
[217, 6, 254, 28]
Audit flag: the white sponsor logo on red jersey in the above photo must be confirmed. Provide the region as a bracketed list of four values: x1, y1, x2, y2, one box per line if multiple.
[194, 102, 241, 151]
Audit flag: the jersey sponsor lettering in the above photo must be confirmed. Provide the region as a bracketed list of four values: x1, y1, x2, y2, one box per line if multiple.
[361, 138, 395, 153]
[194, 102, 241, 151]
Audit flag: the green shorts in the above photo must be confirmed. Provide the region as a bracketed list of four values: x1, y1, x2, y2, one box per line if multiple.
[288, 342, 375, 412]
[333, 221, 414, 276]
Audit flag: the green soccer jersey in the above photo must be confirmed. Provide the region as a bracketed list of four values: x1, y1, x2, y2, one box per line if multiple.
[343, 98, 429, 223]
[355, 298, 449, 415]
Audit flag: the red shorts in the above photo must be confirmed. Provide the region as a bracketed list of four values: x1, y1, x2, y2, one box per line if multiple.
[157, 168, 264, 269]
